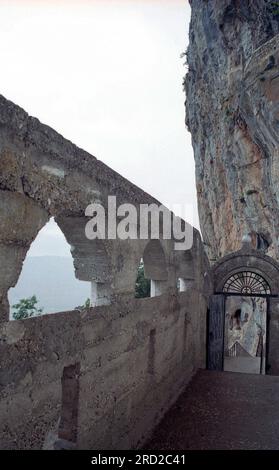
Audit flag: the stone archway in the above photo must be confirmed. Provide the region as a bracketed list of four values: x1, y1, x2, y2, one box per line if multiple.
[142, 240, 168, 297]
[208, 239, 279, 375]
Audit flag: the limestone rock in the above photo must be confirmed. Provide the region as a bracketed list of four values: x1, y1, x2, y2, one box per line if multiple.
[185, 0, 279, 262]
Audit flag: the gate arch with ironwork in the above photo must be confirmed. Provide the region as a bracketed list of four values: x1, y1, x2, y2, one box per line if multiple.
[222, 271, 271, 295]
[207, 239, 279, 374]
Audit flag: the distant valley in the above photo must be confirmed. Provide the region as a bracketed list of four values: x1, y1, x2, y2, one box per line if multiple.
[8, 256, 91, 316]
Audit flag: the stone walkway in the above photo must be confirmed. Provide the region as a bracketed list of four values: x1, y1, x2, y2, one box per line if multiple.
[145, 370, 279, 450]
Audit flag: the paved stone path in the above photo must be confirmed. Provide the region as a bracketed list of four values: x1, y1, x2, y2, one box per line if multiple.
[145, 370, 279, 450]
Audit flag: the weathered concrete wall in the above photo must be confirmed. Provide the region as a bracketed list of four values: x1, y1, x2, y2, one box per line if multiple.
[0, 94, 209, 449]
[185, 0, 279, 262]
[0, 94, 199, 320]
[0, 288, 207, 450]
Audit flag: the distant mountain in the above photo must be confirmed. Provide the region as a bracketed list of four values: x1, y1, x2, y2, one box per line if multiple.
[8, 256, 91, 316]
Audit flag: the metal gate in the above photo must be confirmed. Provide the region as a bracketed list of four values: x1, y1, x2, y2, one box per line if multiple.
[207, 294, 225, 370]
[207, 291, 270, 372]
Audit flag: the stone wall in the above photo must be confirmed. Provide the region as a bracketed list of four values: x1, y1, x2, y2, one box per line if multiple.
[0, 288, 207, 450]
[0, 94, 202, 320]
[0, 94, 209, 449]
[185, 0, 279, 262]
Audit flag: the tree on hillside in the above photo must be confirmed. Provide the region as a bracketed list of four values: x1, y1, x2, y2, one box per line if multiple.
[271, 1, 279, 16]
[135, 261, 150, 298]
[12, 295, 43, 320]
[75, 298, 91, 311]
[83, 298, 91, 309]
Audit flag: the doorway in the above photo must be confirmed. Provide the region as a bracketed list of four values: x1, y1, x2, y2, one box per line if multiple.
[223, 295, 267, 374]
[207, 270, 271, 374]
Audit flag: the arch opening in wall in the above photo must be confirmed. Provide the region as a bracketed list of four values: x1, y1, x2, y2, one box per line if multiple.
[142, 240, 168, 297]
[222, 270, 271, 375]
[135, 259, 151, 298]
[223, 294, 268, 375]
[56, 216, 112, 308]
[175, 248, 195, 293]
[208, 247, 279, 376]
[177, 278, 190, 292]
[8, 218, 91, 320]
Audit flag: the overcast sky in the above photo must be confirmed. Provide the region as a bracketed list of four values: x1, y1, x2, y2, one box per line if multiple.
[0, 0, 195, 257]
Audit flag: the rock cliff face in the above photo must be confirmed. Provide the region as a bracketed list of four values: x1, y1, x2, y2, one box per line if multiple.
[185, 0, 279, 261]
